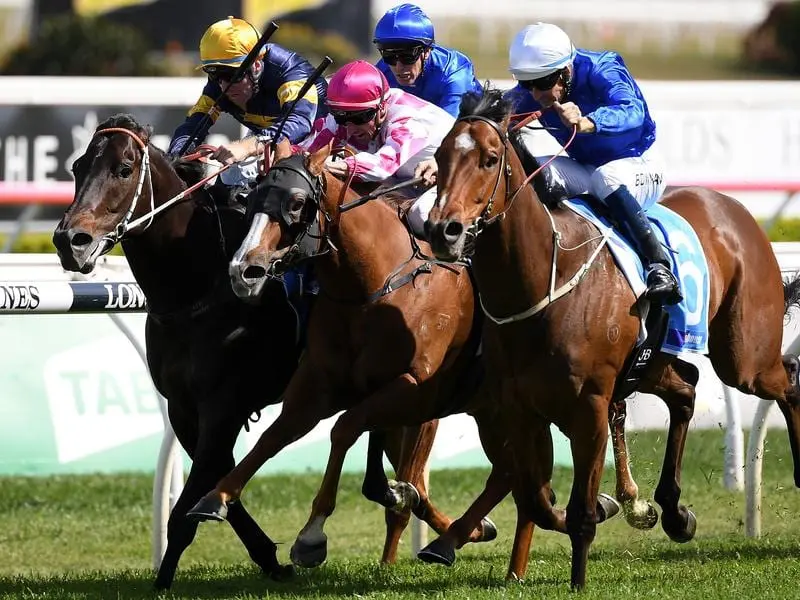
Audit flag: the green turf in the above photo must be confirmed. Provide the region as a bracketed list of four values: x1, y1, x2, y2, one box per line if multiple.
[0, 429, 798, 598]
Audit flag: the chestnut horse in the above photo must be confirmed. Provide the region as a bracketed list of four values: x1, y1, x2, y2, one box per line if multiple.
[189, 140, 621, 577]
[187, 139, 511, 569]
[50, 114, 437, 588]
[426, 90, 800, 589]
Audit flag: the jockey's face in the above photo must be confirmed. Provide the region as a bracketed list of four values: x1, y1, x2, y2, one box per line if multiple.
[340, 104, 387, 144]
[378, 44, 430, 86]
[528, 65, 571, 108]
[215, 59, 263, 110]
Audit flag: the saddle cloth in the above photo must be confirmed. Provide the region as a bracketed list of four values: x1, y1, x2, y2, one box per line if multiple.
[563, 197, 710, 357]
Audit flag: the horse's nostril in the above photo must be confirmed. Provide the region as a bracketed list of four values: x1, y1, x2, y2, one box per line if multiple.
[443, 220, 464, 242]
[242, 265, 266, 281]
[70, 231, 93, 249]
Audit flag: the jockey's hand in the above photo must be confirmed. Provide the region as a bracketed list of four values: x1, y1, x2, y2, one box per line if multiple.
[552, 102, 596, 133]
[414, 158, 438, 187]
[324, 155, 350, 177]
[210, 138, 258, 165]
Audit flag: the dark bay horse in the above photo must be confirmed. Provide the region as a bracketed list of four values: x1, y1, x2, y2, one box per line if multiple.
[425, 90, 800, 589]
[50, 114, 402, 588]
[188, 139, 505, 569]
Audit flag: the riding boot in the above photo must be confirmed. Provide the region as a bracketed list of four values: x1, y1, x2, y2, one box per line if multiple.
[604, 186, 683, 305]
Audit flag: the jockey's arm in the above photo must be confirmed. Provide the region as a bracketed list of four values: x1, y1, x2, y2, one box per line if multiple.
[342, 116, 430, 182]
[436, 66, 479, 118]
[262, 78, 320, 144]
[167, 86, 221, 155]
[581, 63, 645, 134]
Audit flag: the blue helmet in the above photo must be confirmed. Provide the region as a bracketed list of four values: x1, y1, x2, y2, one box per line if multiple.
[373, 3, 434, 47]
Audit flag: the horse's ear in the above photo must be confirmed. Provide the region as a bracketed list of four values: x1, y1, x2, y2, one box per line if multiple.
[307, 140, 333, 177]
[273, 137, 292, 162]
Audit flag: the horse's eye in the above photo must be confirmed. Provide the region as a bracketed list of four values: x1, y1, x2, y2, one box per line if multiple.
[289, 197, 305, 213]
[116, 164, 133, 179]
[484, 154, 499, 169]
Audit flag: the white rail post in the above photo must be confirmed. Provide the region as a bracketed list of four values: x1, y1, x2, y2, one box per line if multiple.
[723, 385, 744, 491]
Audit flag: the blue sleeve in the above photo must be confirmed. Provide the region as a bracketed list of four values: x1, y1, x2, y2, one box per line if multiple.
[437, 67, 481, 118]
[583, 63, 645, 134]
[262, 73, 320, 144]
[167, 81, 221, 155]
[168, 113, 212, 155]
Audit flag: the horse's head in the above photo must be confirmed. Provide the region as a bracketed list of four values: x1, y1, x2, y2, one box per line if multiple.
[52, 114, 159, 274]
[229, 139, 330, 300]
[426, 89, 515, 262]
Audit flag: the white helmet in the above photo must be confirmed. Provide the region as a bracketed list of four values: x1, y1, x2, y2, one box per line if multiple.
[509, 22, 576, 81]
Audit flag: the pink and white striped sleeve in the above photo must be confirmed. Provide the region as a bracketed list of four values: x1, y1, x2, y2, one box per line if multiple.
[343, 115, 429, 182]
[292, 116, 340, 153]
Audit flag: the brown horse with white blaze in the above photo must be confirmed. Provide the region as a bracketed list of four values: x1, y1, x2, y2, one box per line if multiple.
[188, 139, 500, 568]
[426, 89, 800, 589]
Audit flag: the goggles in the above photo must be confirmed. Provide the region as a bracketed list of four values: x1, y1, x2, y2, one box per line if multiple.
[330, 107, 378, 126]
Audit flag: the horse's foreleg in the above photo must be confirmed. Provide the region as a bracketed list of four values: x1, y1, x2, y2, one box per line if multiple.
[381, 420, 447, 564]
[291, 373, 421, 568]
[652, 359, 699, 543]
[417, 463, 508, 569]
[609, 399, 658, 529]
[188, 360, 335, 520]
[564, 397, 610, 591]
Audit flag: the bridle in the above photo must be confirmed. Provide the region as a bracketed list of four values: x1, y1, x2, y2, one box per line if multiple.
[250, 156, 333, 277]
[87, 127, 233, 251]
[448, 115, 607, 324]
[91, 127, 155, 249]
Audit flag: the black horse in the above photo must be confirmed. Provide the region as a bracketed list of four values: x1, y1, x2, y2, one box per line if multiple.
[52, 114, 307, 589]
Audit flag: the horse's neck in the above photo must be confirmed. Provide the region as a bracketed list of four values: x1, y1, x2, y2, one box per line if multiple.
[122, 158, 226, 313]
[472, 157, 556, 316]
[318, 183, 412, 299]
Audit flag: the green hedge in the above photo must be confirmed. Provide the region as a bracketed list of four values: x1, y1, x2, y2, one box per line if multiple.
[6, 218, 800, 255]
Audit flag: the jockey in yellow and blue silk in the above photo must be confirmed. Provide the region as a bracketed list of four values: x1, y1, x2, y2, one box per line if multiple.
[168, 17, 327, 190]
[504, 22, 682, 305]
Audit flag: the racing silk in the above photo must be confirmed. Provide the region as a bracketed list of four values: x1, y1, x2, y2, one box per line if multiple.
[297, 88, 455, 182]
[376, 45, 482, 118]
[169, 43, 327, 154]
[503, 49, 656, 166]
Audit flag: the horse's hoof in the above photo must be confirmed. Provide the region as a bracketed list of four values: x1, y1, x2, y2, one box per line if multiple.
[387, 479, 420, 513]
[625, 501, 659, 530]
[268, 563, 295, 582]
[153, 574, 172, 591]
[290, 537, 328, 568]
[478, 517, 498, 543]
[664, 508, 697, 543]
[597, 493, 621, 523]
[186, 494, 228, 522]
[418, 537, 457, 567]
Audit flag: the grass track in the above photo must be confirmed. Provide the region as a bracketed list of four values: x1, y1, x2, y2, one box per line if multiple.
[0, 429, 798, 599]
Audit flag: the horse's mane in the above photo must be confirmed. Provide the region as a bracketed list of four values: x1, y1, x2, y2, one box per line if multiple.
[96, 113, 206, 188]
[458, 86, 555, 207]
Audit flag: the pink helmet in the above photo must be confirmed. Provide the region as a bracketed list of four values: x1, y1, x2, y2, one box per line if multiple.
[327, 60, 389, 111]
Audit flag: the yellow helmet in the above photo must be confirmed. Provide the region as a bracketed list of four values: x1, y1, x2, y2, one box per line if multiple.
[198, 17, 264, 70]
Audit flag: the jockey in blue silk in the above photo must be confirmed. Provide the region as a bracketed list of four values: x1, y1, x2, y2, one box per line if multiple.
[503, 22, 682, 305]
[168, 17, 327, 190]
[373, 3, 482, 117]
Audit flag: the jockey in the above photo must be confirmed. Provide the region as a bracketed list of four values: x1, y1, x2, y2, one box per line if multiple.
[504, 22, 682, 305]
[167, 17, 327, 191]
[296, 60, 455, 238]
[373, 3, 482, 117]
